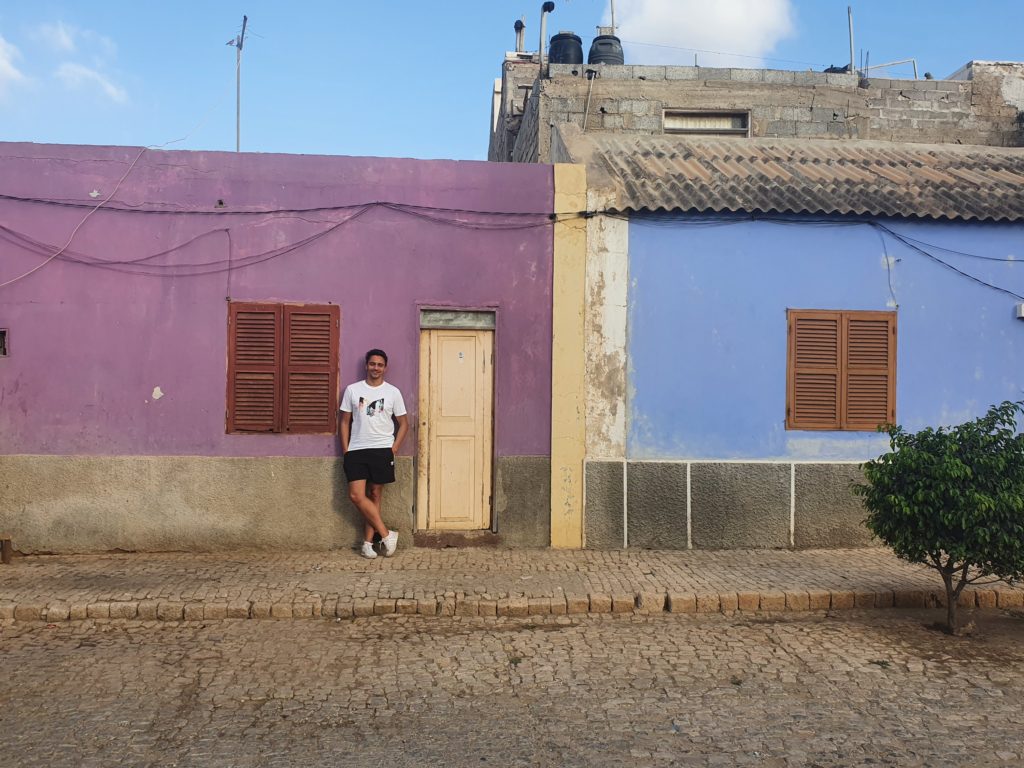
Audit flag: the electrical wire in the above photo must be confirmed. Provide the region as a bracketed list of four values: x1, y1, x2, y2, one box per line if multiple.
[2, 189, 1020, 299]
[628, 212, 1024, 301]
[0, 147, 149, 289]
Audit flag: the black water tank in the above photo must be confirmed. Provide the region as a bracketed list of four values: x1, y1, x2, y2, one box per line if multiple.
[588, 34, 624, 65]
[549, 32, 583, 64]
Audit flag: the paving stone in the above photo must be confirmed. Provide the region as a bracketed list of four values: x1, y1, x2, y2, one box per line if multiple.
[396, 599, 417, 615]
[157, 602, 184, 621]
[637, 592, 666, 613]
[373, 599, 396, 616]
[528, 598, 551, 615]
[109, 602, 139, 620]
[351, 599, 373, 617]
[667, 593, 696, 613]
[976, 590, 997, 609]
[785, 591, 809, 611]
[204, 603, 228, 620]
[566, 595, 589, 614]
[718, 592, 738, 613]
[86, 602, 110, 619]
[830, 591, 855, 610]
[736, 591, 759, 611]
[2, 548, 1020, 629]
[997, 590, 1024, 609]
[45, 603, 71, 622]
[14, 606, 43, 622]
[807, 590, 831, 610]
[611, 595, 635, 614]
[507, 598, 529, 617]
[854, 591, 876, 609]
[589, 594, 612, 614]
[894, 590, 929, 609]
[696, 593, 720, 613]
[183, 603, 205, 621]
[3, 609, 1022, 767]
[759, 592, 785, 611]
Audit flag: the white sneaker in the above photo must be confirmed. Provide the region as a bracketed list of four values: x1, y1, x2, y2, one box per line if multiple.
[382, 530, 398, 557]
[360, 541, 378, 559]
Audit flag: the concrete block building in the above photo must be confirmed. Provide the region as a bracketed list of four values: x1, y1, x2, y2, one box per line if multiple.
[490, 46, 1024, 549]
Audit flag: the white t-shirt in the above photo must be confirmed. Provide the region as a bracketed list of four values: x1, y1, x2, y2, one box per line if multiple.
[340, 380, 407, 451]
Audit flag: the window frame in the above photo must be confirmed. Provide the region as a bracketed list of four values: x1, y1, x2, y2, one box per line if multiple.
[786, 308, 897, 432]
[662, 109, 751, 137]
[226, 301, 340, 435]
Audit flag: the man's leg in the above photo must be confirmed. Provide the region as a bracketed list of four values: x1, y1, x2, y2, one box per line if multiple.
[348, 479, 389, 540]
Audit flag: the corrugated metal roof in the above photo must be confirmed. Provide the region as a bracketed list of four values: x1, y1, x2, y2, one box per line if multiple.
[556, 126, 1024, 222]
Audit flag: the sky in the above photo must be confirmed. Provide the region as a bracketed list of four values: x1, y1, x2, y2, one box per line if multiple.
[0, 1, 1022, 161]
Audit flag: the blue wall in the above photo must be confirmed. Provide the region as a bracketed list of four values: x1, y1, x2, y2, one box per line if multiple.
[627, 214, 1024, 460]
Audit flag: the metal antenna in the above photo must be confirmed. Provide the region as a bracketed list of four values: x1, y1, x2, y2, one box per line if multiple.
[230, 15, 248, 152]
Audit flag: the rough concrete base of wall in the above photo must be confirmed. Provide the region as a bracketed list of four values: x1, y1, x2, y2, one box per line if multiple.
[0, 455, 415, 554]
[494, 456, 551, 547]
[691, 463, 791, 549]
[584, 460, 876, 550]
[585, 461, 624, 548]
[0, 455, 552, 554]
[795, 463, 873, 548]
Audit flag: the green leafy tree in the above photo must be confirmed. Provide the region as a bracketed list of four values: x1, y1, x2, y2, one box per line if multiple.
[856, 401, 1024, 634]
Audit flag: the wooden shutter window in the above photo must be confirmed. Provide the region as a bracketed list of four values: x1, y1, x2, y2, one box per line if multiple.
[788, 312, 841, 429]
[283, 306, 339, 433]
[787, 309, 896, 431]
[844, 313, 896, 430]
[228, 304, 281, 433]
[227, 302, 339, 434]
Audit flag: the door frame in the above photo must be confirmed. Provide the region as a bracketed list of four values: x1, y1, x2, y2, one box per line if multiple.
[415, 308, 497, 532]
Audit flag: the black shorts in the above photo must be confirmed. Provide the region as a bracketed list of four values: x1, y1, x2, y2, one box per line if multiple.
[343, 448, 395, 485]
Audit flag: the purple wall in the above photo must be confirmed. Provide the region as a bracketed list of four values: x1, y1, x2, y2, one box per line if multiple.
[0, 143, 554, 457]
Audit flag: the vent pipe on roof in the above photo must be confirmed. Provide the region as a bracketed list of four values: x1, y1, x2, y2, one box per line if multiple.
[539, 2, 555, 77]
[515, 18, 525, 53]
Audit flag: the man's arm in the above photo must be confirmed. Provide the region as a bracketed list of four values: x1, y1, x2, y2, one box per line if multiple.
[392, 414, 409, 454]
[339, 411, 352, 454]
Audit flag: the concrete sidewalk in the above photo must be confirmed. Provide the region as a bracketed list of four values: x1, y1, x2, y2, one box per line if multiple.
[2, 547, 1023, 623]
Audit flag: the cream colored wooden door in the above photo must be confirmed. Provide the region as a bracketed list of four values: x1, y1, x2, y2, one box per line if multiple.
[417, 329, 493, 530]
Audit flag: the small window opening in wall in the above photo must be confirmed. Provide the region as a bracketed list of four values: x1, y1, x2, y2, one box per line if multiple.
[663, 110, 750, 136]
[0, 329, 7, 357]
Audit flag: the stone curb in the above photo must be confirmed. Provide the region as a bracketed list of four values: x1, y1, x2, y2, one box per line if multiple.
[2, 587, 1019, 623]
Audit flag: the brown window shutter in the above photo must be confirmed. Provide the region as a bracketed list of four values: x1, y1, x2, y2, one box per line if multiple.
[228, 303, 282, 433]
[787, 310, 841, 430]
[844, 312, 896, 430]
[282, 304, 339, 434]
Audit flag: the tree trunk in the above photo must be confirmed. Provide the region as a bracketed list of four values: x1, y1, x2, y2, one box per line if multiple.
[941, 568, 957, 634]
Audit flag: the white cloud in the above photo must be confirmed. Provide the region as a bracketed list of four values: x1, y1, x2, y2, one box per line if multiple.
[32, 21, 116, 59]
[0, 35, 27, 95]
[56, 62, 127, 103]
[605, 0, 795, 68]
[36, 21, 77, 53]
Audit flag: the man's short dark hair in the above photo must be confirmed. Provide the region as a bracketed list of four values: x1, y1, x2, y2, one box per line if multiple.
[365, 348, 388, 365]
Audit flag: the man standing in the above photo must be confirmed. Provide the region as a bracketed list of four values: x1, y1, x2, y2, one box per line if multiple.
[340, 349, 409, 558]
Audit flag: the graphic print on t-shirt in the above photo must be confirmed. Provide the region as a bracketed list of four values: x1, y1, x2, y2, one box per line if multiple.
[360, 397, 384, 417]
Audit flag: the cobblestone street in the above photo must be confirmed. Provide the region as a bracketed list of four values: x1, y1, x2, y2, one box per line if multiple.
[3, 610, 1023, 767]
